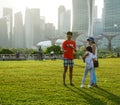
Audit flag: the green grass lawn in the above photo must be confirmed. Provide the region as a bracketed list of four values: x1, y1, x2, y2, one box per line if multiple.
[0, 58, 120, 105]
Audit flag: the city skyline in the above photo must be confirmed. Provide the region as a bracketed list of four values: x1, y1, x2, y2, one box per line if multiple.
[0, 0, 120, 49]
[0, 0, 103, 29]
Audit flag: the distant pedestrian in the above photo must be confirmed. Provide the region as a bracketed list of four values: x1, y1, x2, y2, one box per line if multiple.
[2, 55, 5, 61]
[16, 52, 20, 60]
[50, 51, 55, 60]
[38, 46, 43, 60]
[62, 31, 76, 86]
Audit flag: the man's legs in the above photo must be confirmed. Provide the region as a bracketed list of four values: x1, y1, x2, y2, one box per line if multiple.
[69, 59, 74, 85]
[63, 66, 68, 85]
[69, 66, 73, 85]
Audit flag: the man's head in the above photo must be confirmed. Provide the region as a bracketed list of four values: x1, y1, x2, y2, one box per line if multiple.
[66, 31, 73, 40]
[67, 31, 72, 36]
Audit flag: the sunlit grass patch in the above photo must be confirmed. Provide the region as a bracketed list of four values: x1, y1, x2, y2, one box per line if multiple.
[0, 58, 120, 105]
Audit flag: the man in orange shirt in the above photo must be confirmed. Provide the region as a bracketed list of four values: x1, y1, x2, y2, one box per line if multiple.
[62, 31, 76, 86]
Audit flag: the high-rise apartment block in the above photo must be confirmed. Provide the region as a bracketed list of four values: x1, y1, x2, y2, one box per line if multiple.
[14, 12, 25, 48]
[24, 8, 41, 48]
[58, 5, 71, 35]
[3, 8, 13, 47]
[72, 0, 89, 34]
[0, 17, 8, 47]
[103, 0, 120, 47]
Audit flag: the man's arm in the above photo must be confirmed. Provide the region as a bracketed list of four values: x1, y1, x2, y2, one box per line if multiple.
[73, 41, 77, 52]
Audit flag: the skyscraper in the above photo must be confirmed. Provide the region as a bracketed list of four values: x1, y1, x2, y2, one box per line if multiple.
[40, 16, 46, 41]
[3, 8, 13, 47]
[58, 5, 71, 35]
[72, 0, 95, 36]
[0, 17, 8, 47]
[103, 0, 120, 47]
[14, 12, 25, 48]
[103, 0, 120, 33]
[24, 8, 40, 48]
[72, 0, 88, 34]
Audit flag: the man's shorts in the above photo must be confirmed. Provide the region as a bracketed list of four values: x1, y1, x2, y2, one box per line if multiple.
[63, 58, 74, 67]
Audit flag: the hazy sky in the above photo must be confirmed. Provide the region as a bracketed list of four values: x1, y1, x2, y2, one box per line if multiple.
[0, 0, 103, 28]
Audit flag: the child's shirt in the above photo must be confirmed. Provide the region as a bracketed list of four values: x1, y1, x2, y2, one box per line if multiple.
[85, 51, 94, 69]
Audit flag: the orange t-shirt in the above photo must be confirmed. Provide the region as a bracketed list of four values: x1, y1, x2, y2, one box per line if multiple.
[62, 40, 76, 59]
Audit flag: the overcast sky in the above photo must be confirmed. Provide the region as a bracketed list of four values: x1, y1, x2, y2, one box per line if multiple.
[0, 0, 103, 28]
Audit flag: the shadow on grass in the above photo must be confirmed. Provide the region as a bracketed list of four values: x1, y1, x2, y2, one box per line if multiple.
[74, 64, 84, 68]
[65, 86, 106, 105]
[87, 86, 120, 105]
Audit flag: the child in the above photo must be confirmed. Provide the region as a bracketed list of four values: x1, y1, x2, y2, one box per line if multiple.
[80, 46, 95, 88]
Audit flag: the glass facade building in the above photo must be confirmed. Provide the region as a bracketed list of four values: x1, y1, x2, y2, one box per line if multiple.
[72, 0, 88, 33]
[103, 0, 120, 48]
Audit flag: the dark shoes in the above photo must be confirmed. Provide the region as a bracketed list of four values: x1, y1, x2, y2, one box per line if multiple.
[91, 83, 98, 87]
[93, 84, 98, 87]
[63, 83, 74, 86]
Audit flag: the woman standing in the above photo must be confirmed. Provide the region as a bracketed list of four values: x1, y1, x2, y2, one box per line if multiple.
[87, 37, 98, 87]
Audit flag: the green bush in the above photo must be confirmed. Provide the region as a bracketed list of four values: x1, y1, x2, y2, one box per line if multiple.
[0, 49, 14, 54]
[46, 45, 62, 55]
[98, 50, 117, 58]
[31, 50, 38, 54]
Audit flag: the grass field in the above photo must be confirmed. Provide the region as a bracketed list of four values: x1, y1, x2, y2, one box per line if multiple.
[0, 58, 120, 105]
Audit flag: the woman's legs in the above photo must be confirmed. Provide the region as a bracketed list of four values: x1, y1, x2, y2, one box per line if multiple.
[90, 68, 94, 85]
[93, 67, 97, 85]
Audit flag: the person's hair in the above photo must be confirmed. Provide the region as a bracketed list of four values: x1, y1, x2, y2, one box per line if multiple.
[86, 46, 92, 53]
[67, 31, 73, 36]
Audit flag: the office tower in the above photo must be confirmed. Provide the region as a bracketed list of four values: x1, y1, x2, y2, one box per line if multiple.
[72, 0, 95, 36]
[3, 8, 13, 47]
[45, 23, 55, 38]
[93, 6, 103, 35]
[14, 12, 25, 48]
[40, 16, 46, 41]
[103, 0, 120, 33]
[64, 10, 71, 32]
[72, 0, 88, 34]
[93, 18, 103, 35]
[0, 17, 8, 47]
[103, 0, 120, 47]
[24, 8, 40, 48]
[58, 5, 71, 35]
